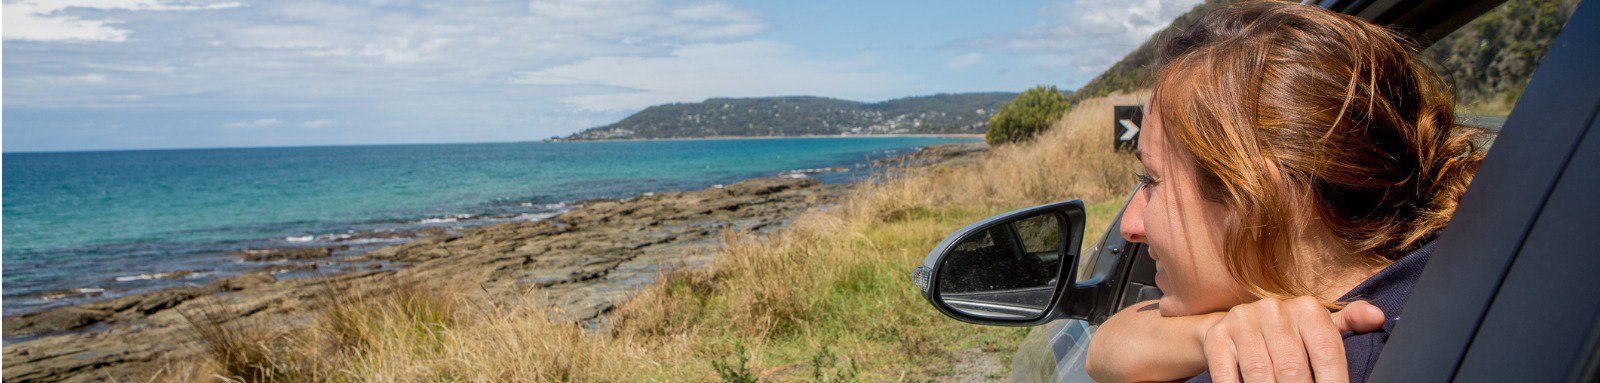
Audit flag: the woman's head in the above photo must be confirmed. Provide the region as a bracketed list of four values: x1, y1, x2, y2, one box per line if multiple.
[1120, 1, 1486, 316]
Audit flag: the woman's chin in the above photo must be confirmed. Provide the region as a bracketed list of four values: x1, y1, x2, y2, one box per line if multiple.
[1157, 294, 1247, 317]
[1155, 296, 1217, 317]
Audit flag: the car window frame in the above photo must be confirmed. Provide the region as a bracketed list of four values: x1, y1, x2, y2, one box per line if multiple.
[1369, 0, 1600, 381]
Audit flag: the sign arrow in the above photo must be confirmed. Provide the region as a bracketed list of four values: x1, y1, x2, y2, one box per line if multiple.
[1119, 119, 1141, 141]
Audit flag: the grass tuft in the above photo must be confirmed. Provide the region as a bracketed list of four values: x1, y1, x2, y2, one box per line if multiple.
[179, 93, 1148, 382]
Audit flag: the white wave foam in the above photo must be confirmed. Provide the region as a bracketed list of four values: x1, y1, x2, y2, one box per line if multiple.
[285, 235, 315, 242]
[778, 166, 848, 179]
[514, 212, 559, 222]
[113, 271, 188, 282]
[39, 287, 105, 301]
[418, 214, 477, 224]
[115, 274, 157, 282]
[313, 233, 354, 242]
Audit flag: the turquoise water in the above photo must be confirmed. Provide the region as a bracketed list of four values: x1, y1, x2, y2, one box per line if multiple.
[3, 137, 973, 314]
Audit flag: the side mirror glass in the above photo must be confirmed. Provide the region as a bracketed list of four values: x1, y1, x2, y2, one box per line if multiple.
[912, 200, 1085, 326]
[936, 213, 1064, 319]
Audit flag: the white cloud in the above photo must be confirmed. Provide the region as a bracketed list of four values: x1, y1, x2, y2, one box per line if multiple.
[82, 63, 176, 73]
[4, 0, 1000, 150]
[523, 0, 761, 38]
[4, 0, 772, 111]
[27, 73, 110, 85]
[200, 0, 767, 65]
[224, 118, 282, 128]
[512, 40, 911, 110]
[299, 119, 337, 128]
[968, 0, 1202, 76]
[510, 74, 599, 86]
[947, 52, 985, 69]
[3, 0, 244, 42]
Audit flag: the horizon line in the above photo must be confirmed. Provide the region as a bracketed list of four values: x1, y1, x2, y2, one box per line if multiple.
[2, 134, 984, 155]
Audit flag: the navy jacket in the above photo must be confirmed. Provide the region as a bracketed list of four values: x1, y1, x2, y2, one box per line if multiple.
[1188, 236, 1438, 383]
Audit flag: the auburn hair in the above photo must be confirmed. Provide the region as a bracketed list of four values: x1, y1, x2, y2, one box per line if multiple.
[1149, 1, 1486, 300]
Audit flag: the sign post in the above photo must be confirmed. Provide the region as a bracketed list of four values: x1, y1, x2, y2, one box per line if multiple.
[1114, 105, 1143, 152]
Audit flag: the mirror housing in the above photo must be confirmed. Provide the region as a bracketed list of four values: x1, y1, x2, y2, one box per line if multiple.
[913, 186, 1162, 327]
[911, 200, 1086, 326]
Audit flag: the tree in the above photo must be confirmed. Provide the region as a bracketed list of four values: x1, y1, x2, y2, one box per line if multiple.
[987, 85, 1070, 145]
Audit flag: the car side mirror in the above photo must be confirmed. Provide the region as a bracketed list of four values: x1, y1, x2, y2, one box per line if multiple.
[911, 200, 1086, 326]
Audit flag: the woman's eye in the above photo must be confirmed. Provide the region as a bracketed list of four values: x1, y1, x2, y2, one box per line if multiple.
[1134, 171, 1159, 186]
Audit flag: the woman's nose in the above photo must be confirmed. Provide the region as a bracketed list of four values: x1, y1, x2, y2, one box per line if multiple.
[1120, 187, 1147, 243]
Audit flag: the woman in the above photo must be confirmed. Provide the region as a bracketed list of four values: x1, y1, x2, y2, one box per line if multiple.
[1084, 2, 1485, 383]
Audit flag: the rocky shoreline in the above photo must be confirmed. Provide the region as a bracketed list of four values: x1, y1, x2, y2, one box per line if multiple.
[0, 142, 986, 383]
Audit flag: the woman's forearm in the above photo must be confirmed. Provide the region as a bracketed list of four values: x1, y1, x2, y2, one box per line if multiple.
[1086, 301, 1221, 383]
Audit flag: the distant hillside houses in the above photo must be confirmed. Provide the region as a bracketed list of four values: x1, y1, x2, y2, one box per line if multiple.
[564, 92, 1017, 140]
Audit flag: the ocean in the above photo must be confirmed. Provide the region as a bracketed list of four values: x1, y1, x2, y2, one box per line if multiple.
[2, 136, 975, 315]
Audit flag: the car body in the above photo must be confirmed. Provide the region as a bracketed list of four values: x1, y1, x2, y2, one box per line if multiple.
[914, 0, 1600, 381]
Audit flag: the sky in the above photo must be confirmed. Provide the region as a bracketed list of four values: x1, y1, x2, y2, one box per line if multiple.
[2, 0, 1202, 152]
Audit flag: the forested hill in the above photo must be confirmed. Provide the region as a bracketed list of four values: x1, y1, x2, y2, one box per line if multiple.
[1064, 0, 1235, 106]
[1064, 0, 1579, 113]
[1425, 0, 1579, 113]
[563, 92, 1018, 140]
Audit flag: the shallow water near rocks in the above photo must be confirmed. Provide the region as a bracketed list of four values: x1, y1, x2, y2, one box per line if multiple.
[3, 136, 975, 315]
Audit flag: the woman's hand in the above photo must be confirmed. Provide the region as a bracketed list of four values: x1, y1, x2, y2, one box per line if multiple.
[1086, 298, 1385, 383]
[1200, 297, 1385, 383]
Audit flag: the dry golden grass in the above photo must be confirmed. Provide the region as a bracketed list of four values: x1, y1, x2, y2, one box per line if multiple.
[178, 93, 1148, 382]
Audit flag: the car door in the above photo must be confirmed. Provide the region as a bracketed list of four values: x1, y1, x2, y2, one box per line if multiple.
[1369, 0, 1600, 381]
[1009, 200, 1153, 382]
[1012, 0, 1594, 381]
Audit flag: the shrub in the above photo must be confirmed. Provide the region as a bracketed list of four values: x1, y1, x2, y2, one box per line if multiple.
[986, 85, 1070, 145]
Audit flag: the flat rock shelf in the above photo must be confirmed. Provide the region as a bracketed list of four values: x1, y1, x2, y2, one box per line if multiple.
[0, 142, 987, 383]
